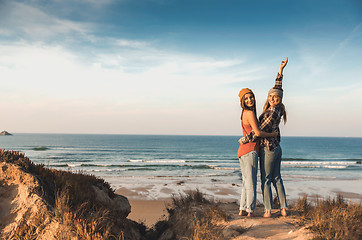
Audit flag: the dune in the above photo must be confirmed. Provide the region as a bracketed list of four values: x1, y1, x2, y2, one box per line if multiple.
[0, 150, 142, 239]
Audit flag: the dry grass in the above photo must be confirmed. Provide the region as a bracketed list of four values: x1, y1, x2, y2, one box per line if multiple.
[147, 189, 230, 240]
[0, 150, 138, 240]
[173, 190, 229, 240]
[54, 188, 113, 239]
[0, 150, 115, 207]
[188, 207, 227, 240]
[294, 195, 362, 240]
[11, 211, 48, 240]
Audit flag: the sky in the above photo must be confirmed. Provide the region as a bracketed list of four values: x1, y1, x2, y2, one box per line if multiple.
[0, 0, 361, 137]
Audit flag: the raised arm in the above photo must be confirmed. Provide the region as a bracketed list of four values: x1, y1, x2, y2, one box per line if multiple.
[279, 57, 288, 75]
[275, 57, 288, 89]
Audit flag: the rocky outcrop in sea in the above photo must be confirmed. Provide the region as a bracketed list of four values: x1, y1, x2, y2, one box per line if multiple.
[0, 131, 12, 136]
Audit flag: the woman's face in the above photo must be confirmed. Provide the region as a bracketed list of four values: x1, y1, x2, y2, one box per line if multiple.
[244, 93, 255, 108]
[268, 93, 280, 107]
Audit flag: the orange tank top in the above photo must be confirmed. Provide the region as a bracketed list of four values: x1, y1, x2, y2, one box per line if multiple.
[237, 121, 259, 158]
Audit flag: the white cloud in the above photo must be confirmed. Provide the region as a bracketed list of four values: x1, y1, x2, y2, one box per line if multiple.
[0, 1, 92, 40]
[0, 36, 257, 134]
[0, 40, 250, 102]
[115, 39, 151, 48]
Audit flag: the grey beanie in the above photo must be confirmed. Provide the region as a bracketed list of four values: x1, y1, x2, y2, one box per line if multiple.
[268, 88, 283, 99]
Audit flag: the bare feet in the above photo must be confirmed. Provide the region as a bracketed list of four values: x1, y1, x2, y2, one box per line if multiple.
[238, 210, 244, 216]
[264, 209, 272, 218]
[247, 212, 253, 217]
[239, 210, 249, 216]
[281, 208, 287, 217]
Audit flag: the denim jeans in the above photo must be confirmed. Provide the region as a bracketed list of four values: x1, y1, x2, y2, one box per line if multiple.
[239, 150, 258, 213]
[260, 145, 287, 210]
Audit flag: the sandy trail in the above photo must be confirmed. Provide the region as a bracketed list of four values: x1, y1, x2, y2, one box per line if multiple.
[117, 185, 316, 239]
[219, 202, 313, 240]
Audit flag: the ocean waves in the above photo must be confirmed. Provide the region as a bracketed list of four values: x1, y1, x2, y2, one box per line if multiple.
[48, 162, 219, 171]
[24, 154, 362, 177]
[282, 158, 361, 170]
[1, 134, 361, 182]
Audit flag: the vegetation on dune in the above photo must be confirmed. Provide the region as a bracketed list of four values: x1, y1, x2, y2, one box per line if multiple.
[1, 150, 235, 239]
[294, 195, 362, 240]
[0, 150, 115, 206]
[0, 150, 143, 240]
[147, 189, 235, 240]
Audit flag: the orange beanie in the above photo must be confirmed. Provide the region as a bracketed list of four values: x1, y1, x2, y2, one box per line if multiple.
[238, 88, 253, 100]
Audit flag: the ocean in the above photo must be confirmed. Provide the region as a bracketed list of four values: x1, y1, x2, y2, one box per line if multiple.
[1, 134, 361, 182]
[1, 134, 362, 200]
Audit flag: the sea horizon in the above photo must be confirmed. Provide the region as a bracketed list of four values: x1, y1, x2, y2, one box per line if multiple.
[3, 132, 362, 139]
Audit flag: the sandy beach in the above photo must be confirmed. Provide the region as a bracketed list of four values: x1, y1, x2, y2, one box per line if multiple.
[128, 199, 171, 226]
[116, 187, 171, 226]
[115, 177, 362, 228]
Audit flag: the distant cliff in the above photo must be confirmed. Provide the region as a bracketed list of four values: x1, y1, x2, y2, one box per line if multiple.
[0, 150, 143, 240]
[0, 131, 12, 135]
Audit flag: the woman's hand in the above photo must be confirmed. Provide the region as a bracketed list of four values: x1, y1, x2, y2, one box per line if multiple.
[272, 131, 278, 137]
[238, 137, 243, 144]
[279, 57, 288, 75]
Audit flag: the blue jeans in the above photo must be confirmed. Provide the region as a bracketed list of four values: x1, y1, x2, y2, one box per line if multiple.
[260, 145, 287, 210]
[239, 151, 258, 213]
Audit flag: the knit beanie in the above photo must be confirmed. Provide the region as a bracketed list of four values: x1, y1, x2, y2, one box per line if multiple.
[268, 87, 283, 99]
[238, 88, 253, 100]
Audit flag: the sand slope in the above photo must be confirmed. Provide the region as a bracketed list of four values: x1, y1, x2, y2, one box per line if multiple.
[0, 162, 62, 239]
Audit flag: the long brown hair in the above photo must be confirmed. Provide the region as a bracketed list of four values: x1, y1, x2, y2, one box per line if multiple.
[240, 93, 257, 120]
[262, 98, 287, 123]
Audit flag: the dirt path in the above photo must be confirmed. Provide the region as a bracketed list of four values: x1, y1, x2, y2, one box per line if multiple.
[219, 202, 314, 240]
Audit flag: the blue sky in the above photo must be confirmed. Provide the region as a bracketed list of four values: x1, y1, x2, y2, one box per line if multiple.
[1, 0, 361, 136]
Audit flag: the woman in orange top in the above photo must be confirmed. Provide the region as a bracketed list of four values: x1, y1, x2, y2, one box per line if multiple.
[237, 89, 277, 217]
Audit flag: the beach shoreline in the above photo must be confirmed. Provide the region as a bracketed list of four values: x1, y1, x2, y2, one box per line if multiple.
[115, 177, 362, 227]
[114, 176, 362, 202]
